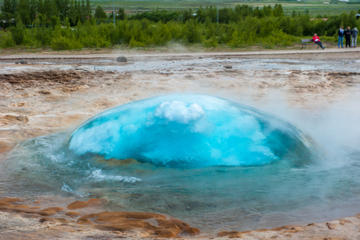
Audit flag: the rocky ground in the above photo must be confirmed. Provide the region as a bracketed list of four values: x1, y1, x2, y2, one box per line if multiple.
[0, 49, 360, 239]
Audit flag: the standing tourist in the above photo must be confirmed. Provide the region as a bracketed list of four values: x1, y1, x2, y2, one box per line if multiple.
[338, 26, 344, 48]
[352, 27, 358, 48]
[344, 26, 352, 48]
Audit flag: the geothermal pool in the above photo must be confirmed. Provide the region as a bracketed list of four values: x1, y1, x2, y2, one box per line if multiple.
[1, 94, 360, 232]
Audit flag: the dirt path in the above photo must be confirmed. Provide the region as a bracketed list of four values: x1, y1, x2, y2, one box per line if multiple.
[1, 47, 360, 61]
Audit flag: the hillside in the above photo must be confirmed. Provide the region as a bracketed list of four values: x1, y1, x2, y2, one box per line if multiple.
[0, 0, 359, 15]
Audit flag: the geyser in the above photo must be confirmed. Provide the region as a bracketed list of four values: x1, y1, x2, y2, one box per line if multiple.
[69, 94, 312, 167]
[8, 94, 358, 233]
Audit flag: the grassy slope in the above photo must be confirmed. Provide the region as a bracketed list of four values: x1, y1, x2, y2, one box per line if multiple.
[0, 0, 359, 15]
[92, 0, 360, 16]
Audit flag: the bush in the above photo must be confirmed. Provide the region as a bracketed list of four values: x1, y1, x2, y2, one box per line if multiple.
[51, 36, 83, 50]
[183, 20, 202, 43]
[261, 30, 296, 48]
[34, 28, 52, 46]
[203, 36, 218, 48]
[10, 25, 25, 45]
[0, 32, 15, 48]
[128, 37, 145, 48]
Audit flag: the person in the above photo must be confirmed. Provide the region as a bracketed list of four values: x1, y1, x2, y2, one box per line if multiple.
[352, 27, 358, 48]
[312, 33, 325, 49]
[344, 26, 352, 48]
[338, 26, 344, 48]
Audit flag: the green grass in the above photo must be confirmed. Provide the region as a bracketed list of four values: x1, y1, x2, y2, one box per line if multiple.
[90, 0, 360, 16]
[0, 0, 359, 16]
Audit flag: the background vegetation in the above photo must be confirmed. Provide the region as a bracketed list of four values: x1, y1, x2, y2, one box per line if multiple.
[1, 0, 360, 15]
[0, 0, 359, 50]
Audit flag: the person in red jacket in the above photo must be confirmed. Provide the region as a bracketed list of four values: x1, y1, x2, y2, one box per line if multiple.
[312, 33, 325, 49]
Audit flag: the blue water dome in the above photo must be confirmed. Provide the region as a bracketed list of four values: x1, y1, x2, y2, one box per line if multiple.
[69, 94, 312, 167]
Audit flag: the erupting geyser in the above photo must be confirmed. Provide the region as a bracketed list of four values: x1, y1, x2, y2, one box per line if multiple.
[69, 94, 312, 167]
[6, 94, 349, 233]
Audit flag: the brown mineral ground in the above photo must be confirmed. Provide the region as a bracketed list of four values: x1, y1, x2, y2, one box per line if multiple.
[1, 50, 360, 239]
[67, 199, 104, 210]
[0, 197, 199, 239]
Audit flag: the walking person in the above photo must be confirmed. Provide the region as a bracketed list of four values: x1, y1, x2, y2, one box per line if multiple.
[338, 26, 344, 48]
[352, 27, 358, 48]
[344, 26, 352, 48]
[312, 33, 325, 49]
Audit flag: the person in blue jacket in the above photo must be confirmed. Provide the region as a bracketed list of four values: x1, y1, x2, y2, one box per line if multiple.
[338, 26, 344, 48]
[352, 27, 358, 48]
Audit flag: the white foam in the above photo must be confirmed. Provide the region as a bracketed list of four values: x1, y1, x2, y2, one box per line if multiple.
[154, 101, 205, 123]
[61, 183, 85, 197]
[89, 169, 141, 183]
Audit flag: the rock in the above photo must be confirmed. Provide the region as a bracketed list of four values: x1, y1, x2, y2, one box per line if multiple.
[224, 65, 232, 69]
[39, 217, 50, 223]
[326, 222, 336, 230]
[15, 60, 28, 64]
[116, 56, 127, 63]
[38, 90, 51, 95]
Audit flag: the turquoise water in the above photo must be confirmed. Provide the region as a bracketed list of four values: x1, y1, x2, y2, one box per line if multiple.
[2, 95, 360, 232]
[69, 95, 312, 167]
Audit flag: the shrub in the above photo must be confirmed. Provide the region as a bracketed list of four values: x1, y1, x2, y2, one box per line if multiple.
[128, 37, 145, 48]
[261, 30, 296, 48]
[0, 32, 15, 48]
[202, 36, 218, 48]
[10, 25, 25, 45]
[51, 36, 83, 50]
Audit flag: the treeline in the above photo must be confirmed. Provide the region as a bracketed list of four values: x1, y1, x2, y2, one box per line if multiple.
[129, 5, 285, 23]
[0, 1, 359, 50]
[0, 1, 286, 27]
[0, 0, 92, 27]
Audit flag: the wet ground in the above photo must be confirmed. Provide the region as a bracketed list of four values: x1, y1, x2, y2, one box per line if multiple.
[0, 49, 360, 239]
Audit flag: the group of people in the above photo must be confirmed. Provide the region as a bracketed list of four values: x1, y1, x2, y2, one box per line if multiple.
[338, 26, 358, 48]
[311, 26, 359, 50]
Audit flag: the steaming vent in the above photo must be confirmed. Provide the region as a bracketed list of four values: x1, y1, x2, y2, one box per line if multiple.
[69, 94, 313, 167]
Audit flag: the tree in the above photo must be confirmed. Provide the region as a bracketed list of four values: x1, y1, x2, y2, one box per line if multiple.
[55, 0, 70, 21]
[95, 5, 106, 19]
[43, 0, 58, 22]
[85, 0, 91, 19]
[10, 17, 25, 44]
[68, 0, 79, 25]
[183, 19, 202, 43]
[1, 0, 17, 15]
[17, 0, 31, 25]
[117, 8, 125, 20]
[0, 0, 17, 27]
[273, 4, 284, 17]
[29, 0, 38, 23]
